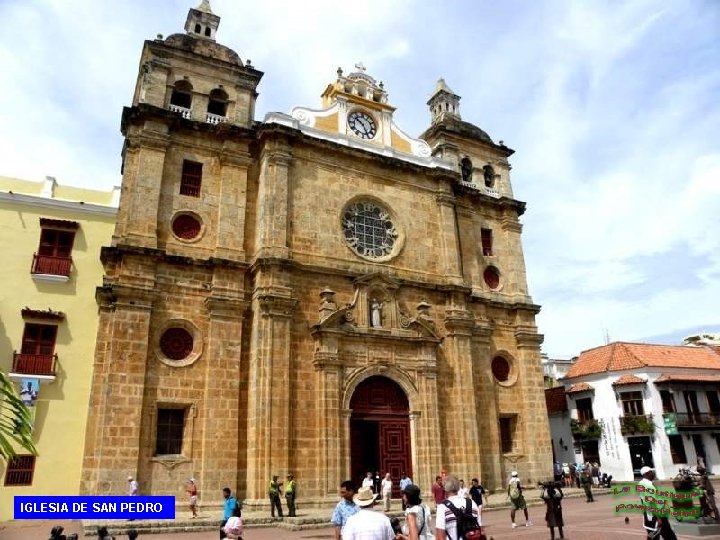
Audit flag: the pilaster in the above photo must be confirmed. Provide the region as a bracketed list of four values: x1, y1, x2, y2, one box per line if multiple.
[514, 326, 551, 484]
[114, 133, 170, 249]
[81, 284, 155, 495]
[255, 144, 292, 260]
[245, 289, 297, 506]
[198, 292, 248, 504]
[214, 146, 251, 261]
[442, 307, 482, 477]
[435, 191, 464, 285]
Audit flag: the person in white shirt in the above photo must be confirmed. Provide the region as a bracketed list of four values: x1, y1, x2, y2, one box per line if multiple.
[362, 472, 375, 492]
[396, 484, 433, 540]
[382, 473, 393, 511]
[127, 475, 139, 496]
[436, 475, 481, 540]
[342, 486, 395, 540]
[638, 466, 676, 539]
[457, 479, 469, 499]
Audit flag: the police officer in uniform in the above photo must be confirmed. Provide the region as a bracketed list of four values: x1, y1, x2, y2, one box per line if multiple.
[286, 474, 297, 517]
[269, 475, 283, 518]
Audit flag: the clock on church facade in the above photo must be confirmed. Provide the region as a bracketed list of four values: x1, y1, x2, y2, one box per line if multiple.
[80, 1, 550, 510]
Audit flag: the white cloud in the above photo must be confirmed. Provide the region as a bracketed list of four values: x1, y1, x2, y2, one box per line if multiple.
[0, 0, 718, 358]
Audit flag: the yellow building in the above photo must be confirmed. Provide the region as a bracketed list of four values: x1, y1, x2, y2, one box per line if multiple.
[0, 175, 117, 521]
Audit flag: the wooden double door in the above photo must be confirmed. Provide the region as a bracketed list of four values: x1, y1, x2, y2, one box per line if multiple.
[350, 376, 412, 497]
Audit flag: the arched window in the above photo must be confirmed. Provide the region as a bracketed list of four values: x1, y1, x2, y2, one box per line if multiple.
[169, 80, 193, 110]
[204, 27, 211, 37]
[207, 88, 228, 117]
[483, 165, 495, 188]
[194, 23, 201, 33]
[460, 157, 473, 183]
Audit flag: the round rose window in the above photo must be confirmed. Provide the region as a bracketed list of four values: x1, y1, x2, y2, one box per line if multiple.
[483, 266, 500, 289]
[160, 328, 194, 360]
[491, 356, 510, 382]
[172, 213, 202, 240]
[342, 201, 398, 259]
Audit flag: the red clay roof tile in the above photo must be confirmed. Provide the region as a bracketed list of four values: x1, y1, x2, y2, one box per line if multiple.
[565, 342, 720, 379]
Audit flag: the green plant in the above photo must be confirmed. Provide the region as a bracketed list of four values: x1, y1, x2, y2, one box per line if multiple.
[571, 418, 603, 440]
[0, 371, 37, 460]
[620, 414, 655, 435]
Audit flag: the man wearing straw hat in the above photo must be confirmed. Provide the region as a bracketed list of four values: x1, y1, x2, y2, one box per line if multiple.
[342, 486, 395, 540]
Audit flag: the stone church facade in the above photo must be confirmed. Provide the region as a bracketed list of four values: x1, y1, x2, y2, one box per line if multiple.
[81, 1, 551, 509]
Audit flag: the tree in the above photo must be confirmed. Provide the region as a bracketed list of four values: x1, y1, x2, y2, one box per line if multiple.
[0, 370, 37, 460]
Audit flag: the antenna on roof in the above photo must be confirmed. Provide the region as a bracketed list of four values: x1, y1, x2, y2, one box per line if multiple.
[603, 328, 611, 345]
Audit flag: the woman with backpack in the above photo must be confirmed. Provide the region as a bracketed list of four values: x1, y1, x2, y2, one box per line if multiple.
[396, 484, 433, 540]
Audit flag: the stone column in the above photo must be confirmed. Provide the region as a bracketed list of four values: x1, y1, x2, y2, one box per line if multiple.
[500, 216, 530, 298]
[514, 326, 550, 484]
[435, 192, 464, 285]
[81, 283, 155, 496]
[255, 144, 292, 259]
[313, 351, 343, 497]
[442, 304, 482, 476]
[114, 132, 169, 249]
[244, 290, 296, 507]
[415, 362, 442, 498]
[214, 146, 251, 261]
[472, 321, 503, 490]
[199, 290, 247, 505]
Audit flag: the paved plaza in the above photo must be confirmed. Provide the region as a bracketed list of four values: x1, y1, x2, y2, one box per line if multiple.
[2, 488, 719, 540]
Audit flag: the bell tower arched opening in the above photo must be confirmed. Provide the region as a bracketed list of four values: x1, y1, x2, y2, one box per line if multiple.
[349, 375, 412, 496]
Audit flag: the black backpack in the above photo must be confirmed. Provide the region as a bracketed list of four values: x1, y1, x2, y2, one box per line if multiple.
[443, 499, 483, 540]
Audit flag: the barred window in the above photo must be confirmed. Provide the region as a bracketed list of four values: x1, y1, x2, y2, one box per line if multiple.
[156, 408, 185, 455]
[4, 455, 36, 486]
[180, 160, 202, 197]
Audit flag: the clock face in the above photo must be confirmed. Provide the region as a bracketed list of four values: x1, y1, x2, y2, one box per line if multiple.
[348, 111, 377, 139]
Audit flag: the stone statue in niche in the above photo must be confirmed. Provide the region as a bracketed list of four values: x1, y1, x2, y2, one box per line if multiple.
[370, 299, 383, 327]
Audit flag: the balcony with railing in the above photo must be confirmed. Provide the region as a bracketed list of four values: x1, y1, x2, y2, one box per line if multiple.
[31, 254, 72, 278]
[205, 112, 227, 125]
[673, 412, 720, 429]
[571, 418, 603, 440]
[12, 352, 58, 377]
[169, 104, 191, 119]
[620, 414, 655, 436]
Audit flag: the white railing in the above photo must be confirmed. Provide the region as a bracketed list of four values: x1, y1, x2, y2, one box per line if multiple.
[206, 112, 227, 125]
[458, 181, 501, 198]
[459, 180, 479, 190]
[168, 104, 191, 119]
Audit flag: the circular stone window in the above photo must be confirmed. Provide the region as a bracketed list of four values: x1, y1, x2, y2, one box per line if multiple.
[342, 201, 398, 260]
[491, 356, 511, 382]
[171, 213, 202, 241]
[160, 328, 194, 360]
[483, 266, 501, 290]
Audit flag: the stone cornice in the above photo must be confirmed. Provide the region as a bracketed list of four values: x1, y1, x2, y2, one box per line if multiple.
[100, 244, 250, 271]
[514, 326, 544, 348]
[204, 296, 249, 319]
[0, 191, 117, 216]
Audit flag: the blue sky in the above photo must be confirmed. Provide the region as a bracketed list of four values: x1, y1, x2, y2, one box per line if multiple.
[1, 0, 718, 357]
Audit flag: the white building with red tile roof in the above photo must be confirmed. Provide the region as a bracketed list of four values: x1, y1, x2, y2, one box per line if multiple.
[548, 342, 720, 481]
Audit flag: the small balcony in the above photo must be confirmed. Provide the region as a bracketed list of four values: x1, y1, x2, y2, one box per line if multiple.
[169, 104, 191, 119]
[674, 412, 720, 429]
[571, 418, 603, 440]
[620, 414, 655, 436]
[12, 352, 57, 377]
[31, 254, 72, 278]
[205, 112, 226, 125]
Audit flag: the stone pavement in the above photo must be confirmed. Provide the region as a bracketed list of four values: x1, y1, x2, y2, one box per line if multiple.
[1, 486, 719, 539]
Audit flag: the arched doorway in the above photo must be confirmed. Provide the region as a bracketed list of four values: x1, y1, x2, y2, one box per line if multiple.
[350, 376, 412, 496]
